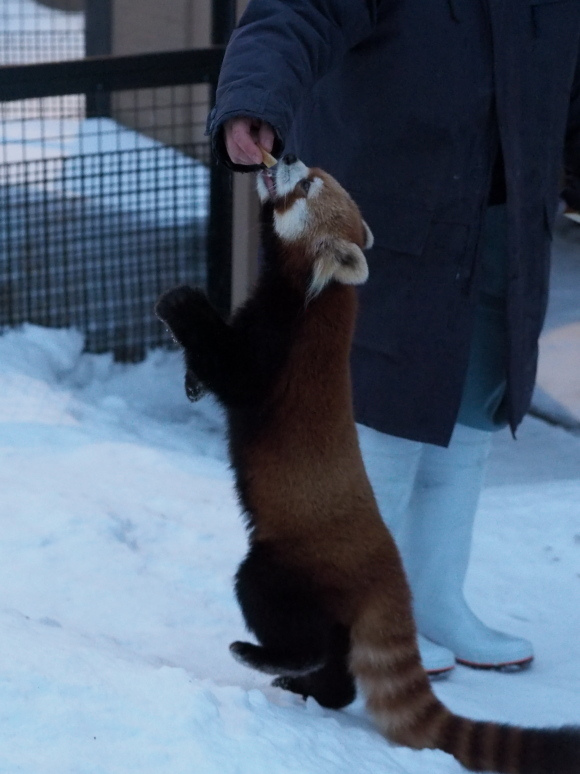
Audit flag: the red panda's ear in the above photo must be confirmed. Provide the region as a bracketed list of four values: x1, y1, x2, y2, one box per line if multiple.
[363, 220, 374, 250]
[308, 237, 369, 300]
[332, 239, 369, 285]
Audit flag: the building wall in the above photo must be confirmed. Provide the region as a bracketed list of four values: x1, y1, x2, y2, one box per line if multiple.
[112, 0, 210, 54]
[109, 0, 211, 148]
[229, 0, 260, 308]
[109, 0, 259, 307]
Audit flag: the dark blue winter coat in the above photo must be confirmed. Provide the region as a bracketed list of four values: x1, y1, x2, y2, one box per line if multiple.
[207, 0, 580, 446]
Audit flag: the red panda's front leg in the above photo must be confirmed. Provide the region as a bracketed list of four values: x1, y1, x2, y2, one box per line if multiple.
[156, 285, 249, 406]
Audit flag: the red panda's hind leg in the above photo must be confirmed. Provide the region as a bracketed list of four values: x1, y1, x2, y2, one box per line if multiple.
[230, 640, 325, 676]
[272, 624, 356, 709]
[233, 543, 334, 679]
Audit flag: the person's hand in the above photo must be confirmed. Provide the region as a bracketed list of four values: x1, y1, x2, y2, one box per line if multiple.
[224, 117, 275, 166]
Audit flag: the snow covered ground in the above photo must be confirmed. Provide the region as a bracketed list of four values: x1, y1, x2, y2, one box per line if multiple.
[1, 323, 579, 774]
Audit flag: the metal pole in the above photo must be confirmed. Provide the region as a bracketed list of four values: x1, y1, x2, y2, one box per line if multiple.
[206, 0, 236, 316]
[85, 0, 112, 117]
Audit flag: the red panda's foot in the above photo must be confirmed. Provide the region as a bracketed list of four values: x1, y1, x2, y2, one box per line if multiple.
[271, 625, 357, 709]
[185, 369, 207, 402]
[272, 669, 356, 710]
[155, 285, 218, 348]
[230, 641, 325, 677]
[156, 285, 198, 337]
[272, 675, 311, 700]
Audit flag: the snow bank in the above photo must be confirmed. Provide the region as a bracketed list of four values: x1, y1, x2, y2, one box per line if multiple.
[0, 324, 578, 773]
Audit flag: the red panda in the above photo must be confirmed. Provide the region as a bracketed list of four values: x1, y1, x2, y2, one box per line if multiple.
[155, 154, 580, 773]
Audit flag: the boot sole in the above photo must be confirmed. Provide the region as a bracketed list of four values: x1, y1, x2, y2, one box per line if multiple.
[456, 655, 534, 672]
[426, 664, 455, 680]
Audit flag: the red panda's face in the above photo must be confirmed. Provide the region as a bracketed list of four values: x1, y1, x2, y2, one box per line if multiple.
[256, 156, 373, 299]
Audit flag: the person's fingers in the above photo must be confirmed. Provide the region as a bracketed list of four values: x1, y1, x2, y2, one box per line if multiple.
[225, 135, 256, 165]
[224, 117, 264, 165]
[257, 122, 275, 154]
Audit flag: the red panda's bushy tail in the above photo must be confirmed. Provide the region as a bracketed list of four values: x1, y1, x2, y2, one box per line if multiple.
[349, 595, 580, 773]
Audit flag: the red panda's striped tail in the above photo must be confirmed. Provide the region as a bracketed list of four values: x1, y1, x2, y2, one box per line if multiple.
[350, 596, 580, 773]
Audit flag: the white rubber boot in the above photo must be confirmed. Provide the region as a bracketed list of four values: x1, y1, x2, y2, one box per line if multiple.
[357, 424, 456, 677]
[398, 423, 534, 669]
[357, 424, 422, 535]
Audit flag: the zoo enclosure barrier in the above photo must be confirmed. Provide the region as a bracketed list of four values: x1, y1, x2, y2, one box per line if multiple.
[0, 47, 231, 362]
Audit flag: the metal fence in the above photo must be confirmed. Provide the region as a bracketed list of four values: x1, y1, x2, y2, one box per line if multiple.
[0, 0, 84, 65]
[0, 48, 231, 361]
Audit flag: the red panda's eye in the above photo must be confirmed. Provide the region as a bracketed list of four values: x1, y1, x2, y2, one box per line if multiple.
[300, 179, 312, 194]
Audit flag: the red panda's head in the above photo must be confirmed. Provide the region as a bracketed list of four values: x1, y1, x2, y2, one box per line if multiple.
[256, 155, 373, 300]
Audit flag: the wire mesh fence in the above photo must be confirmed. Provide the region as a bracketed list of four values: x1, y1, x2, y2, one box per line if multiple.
[0, 0, 85, 136]
[0, 0, 84, 65]
[0, 77, 220, 361]
[0, 0, 229, 362]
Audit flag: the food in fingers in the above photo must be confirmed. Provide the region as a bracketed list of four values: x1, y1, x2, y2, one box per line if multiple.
[258, 144, 277, 168]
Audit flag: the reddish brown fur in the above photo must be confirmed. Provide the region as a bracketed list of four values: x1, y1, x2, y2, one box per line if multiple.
[242, 166, 580, 773]
[158, 160, 580, 774]
[271, 169, 368, 288]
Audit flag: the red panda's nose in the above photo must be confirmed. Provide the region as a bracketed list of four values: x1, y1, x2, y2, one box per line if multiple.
[282, 154, 298, 165]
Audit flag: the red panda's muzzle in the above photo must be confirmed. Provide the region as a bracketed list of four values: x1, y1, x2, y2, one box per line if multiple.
[257, 156, 311, 205]
[259, 169, 277, 200]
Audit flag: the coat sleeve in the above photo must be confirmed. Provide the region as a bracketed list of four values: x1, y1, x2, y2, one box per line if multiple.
[563, 42, 580, 209]
[206, 0, 379, 171]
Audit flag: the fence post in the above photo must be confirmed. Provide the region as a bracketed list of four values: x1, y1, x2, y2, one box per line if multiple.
[206, 0, 236, 316]
[85, 0, 112, 117]
[231, 175, 260, 309]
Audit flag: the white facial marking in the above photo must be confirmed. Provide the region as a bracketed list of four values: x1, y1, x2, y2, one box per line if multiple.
[256, 172, 270, 203]
[273, 198, 309, 240]
[275, 159, 309, 196]
[308, 177, 324, 198]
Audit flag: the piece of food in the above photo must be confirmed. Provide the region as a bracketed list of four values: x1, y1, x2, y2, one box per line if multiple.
[258, 145, 277, 168]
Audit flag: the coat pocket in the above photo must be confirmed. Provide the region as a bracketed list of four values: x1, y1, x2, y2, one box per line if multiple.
[348, 193, 434, 256]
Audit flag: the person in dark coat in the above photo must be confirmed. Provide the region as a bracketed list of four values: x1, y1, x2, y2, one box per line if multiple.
[206, 0, 580, 676]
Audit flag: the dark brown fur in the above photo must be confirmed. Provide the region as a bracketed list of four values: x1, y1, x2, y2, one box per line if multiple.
[156, 157, 580, 773]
